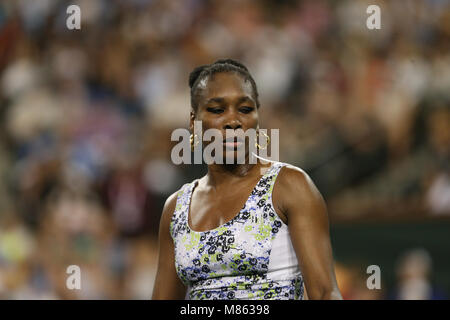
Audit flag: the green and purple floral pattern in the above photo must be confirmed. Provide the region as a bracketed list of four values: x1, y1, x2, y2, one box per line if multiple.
[170, 162, 304, 300]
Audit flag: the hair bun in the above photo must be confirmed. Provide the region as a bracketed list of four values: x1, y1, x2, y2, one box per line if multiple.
[213, 59, 248, 72]
[188, 65, 208, 88]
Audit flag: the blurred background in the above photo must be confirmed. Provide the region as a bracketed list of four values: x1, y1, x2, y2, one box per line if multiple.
[0, 0, 449, 299]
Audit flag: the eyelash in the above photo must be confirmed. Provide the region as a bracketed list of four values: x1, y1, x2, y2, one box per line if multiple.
[206, 107, 254, 114]
[207, 108, 224, 114]
[240, 107, 254, 113]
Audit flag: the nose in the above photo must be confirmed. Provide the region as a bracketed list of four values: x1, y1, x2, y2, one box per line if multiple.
[224, 117, 242, 130]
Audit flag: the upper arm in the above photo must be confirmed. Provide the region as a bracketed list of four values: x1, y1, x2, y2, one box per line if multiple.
[273, 166, 342, 300]
[152, 191, 187, 300]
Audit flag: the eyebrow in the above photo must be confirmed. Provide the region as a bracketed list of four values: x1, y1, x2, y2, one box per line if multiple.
[205, 97, 225, 105]
[205, 96, 255, 105]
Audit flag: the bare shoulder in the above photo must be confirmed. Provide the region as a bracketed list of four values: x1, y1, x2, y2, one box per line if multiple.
[159, 188, 182, 228]
[277, 164, 319, 196]
[274, 163, 326, 220]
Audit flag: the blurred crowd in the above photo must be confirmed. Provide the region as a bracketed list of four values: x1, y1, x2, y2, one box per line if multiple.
[0, 0, 449, 299]
[337, 248, 448, 300]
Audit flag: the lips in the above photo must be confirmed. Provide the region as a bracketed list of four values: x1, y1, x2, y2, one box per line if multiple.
[223, 136, 244, 143]
[223, 136, 244, 150]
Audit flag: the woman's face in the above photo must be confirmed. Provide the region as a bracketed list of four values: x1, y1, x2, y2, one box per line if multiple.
[190, 72, 259, 163]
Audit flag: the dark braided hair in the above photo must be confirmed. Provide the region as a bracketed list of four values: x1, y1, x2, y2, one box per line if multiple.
[188, 59, 260, 111]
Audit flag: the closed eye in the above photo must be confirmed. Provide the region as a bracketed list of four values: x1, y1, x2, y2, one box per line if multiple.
[239, 106, 254, 114]
[207, 107, 224, 114]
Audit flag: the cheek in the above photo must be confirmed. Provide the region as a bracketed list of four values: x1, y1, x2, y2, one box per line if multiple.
[247, 113, 259, 128]
[193, 115, 221, 137]
[199, 118, 221, 132]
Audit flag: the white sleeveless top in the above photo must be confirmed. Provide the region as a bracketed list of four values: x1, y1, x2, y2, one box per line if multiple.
[170, 161, 304, 300]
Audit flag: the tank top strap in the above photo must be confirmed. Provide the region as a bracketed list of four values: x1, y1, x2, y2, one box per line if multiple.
[250, 161, 287, 219]
[170, 182, 194, 240]
[257, 161, 286, 198]
[265, 161, 286, 189]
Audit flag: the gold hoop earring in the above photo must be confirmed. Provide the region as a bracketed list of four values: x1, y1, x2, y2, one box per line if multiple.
[255, 130, 270, 150]
[190, 133, 200, 151]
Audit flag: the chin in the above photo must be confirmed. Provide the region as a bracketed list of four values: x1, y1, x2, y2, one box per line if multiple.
[222, 152, 247, 164]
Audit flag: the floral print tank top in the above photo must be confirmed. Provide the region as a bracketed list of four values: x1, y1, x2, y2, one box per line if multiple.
[170, 161, 304, 300]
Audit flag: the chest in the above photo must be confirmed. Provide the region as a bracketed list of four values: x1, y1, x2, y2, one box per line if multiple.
[170, 169, 287, 286]
[173, 191, 281, 286]
[188, 180, 262, 232]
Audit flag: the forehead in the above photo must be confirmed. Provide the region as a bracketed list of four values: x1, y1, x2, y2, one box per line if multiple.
[199, 72, 254, 104]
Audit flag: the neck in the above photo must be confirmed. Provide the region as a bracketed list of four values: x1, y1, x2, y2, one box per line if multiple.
[205, 156, 267, 189]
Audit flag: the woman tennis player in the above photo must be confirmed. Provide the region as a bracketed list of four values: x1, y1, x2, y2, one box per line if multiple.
[152, 59, 342, 300]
